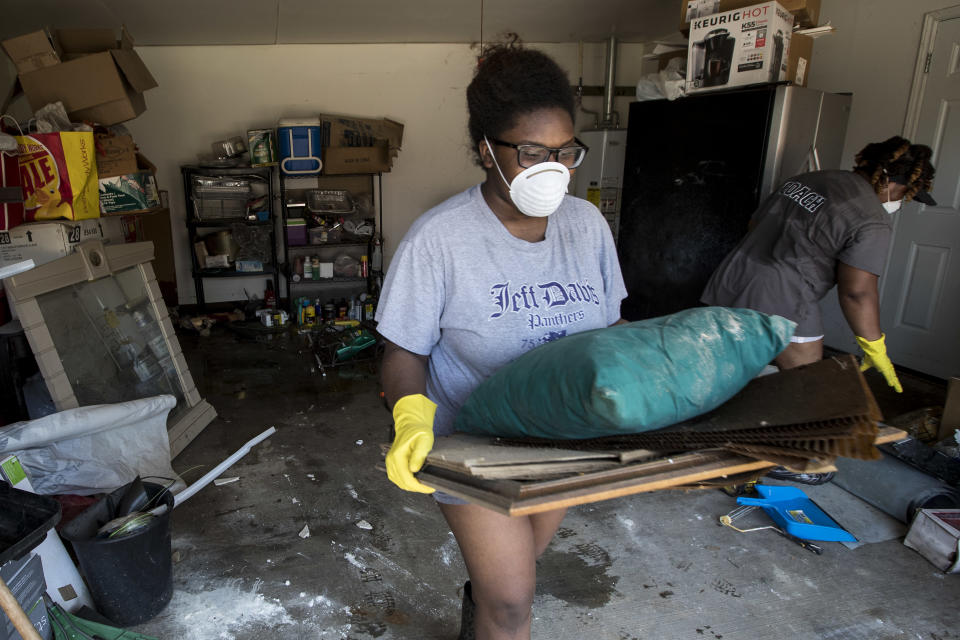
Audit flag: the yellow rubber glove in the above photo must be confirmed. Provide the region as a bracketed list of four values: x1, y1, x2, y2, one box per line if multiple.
[385, 394, 437, 493]
[856, 334, 903, 393]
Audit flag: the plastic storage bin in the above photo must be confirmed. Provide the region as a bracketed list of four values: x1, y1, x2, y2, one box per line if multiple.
[278, 118, 322, 175]
[191, 176, 251, 220]
[285, 219, 307, 246]
[0, 482, 60, 566]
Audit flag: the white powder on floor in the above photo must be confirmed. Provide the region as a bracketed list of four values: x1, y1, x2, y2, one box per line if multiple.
[343, 552, 366, 569]
[171, 581, 294, 638]
[440, 532, 458, 566]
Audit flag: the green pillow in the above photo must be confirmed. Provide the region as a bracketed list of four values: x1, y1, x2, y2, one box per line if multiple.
[453, 307, 795, 439]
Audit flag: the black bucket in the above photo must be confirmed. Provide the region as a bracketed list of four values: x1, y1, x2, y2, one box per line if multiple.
[61, 481, 174, 626]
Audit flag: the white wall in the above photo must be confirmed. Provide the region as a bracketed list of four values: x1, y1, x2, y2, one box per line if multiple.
[808, 0, 959, 169]
[809, 0, 958, 352]
[40, 41, 643, 305]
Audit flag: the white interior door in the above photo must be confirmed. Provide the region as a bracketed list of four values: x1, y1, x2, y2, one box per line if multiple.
[880, 14, 960, 379]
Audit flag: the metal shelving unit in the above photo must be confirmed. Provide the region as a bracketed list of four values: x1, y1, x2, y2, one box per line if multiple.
[181, 164, 280, 309]
[278, 172, 383, 315]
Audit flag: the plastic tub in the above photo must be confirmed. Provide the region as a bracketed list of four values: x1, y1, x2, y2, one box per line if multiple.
[0, 483, 60, 565]
[285, 219, 307, 246]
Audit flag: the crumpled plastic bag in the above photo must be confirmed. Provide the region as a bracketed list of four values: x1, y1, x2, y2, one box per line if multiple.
[0, 395, 185, 495]
[635, 57, 687, 102]
[33, 101, 93, 133]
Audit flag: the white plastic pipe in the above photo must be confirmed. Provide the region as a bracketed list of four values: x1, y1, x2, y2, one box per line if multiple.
[151, 427, 277, 513]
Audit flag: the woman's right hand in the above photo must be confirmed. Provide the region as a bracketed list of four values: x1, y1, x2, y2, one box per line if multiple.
[385, 394, 438, 493]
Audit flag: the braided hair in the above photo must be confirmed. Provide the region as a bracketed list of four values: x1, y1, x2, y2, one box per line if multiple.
[466, 37, 576, 166]
[854, 136, 935, 201]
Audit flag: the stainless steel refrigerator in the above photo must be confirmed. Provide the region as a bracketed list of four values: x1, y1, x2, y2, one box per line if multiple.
[617, 84, 852, 320]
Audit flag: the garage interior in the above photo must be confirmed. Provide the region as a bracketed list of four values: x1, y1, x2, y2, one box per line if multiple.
[1, 1, 959, 639]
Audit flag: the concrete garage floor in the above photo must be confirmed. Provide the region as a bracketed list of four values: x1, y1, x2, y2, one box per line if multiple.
[130, 325, 959, 640]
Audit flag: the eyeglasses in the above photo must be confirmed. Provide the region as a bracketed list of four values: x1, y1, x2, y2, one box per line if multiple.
[487, 136, 589, 169]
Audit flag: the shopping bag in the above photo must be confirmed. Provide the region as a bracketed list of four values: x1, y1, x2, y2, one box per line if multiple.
[16, 131, 99, 221]
[0, 150, 24, 230]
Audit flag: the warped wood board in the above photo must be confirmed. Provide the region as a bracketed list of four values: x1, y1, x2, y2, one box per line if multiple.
[419, 451, 774, 516]
[416, 427, 908, 516]
[427, 434, 620, 468]
[423, 433, 659, 480]
[378, 443, 627, 480]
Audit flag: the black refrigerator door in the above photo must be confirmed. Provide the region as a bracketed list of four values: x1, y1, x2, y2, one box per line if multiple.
[617, 86, 777, 321]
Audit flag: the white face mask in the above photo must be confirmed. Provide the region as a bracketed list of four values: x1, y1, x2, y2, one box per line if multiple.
[484, 136, 570, 217]
[882, 182, 902, 214]
[882, 199, 903, 214]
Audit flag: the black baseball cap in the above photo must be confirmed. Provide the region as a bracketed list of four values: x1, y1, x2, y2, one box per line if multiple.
[910, 189, 937, 206]
[889, 172, 937, 206]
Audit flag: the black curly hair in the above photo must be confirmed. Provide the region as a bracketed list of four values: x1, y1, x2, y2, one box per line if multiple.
[466, 38, 576, 166]
[854, 136, 935, 202]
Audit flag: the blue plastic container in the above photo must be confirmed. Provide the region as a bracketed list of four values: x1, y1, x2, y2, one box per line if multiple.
[278, 118, 322, 175]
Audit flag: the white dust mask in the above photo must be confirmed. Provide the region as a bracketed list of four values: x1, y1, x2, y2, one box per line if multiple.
[485, 136, 571, 217]
[882, 182, 902, 214]
[882, 199, 902, 214]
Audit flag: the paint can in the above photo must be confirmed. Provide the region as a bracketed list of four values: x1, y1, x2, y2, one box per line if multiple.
[247, 129, 279, 167]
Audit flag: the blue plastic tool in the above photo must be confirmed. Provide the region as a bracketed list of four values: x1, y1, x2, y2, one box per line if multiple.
[736, 484, 857, 542]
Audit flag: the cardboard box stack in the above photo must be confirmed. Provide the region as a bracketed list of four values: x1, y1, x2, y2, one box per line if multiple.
[0, 27, 163, 226]
[682, 0, 824, 92]
[1, 26, 157, 126]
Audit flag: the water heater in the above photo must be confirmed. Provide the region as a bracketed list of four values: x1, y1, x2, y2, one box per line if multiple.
[573, 128, 627, 240]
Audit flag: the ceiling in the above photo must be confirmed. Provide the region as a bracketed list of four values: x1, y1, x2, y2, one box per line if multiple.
[1, 0, 682, 45]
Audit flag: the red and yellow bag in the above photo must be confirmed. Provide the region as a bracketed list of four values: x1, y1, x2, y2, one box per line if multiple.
[0, 150, 23, 230]
[16, 132, 99, 222]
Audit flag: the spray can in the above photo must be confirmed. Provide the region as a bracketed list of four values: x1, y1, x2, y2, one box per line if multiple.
[264, 280, 276, 309]
[371, 236, 383, 272]
[292, 256, 303, 282]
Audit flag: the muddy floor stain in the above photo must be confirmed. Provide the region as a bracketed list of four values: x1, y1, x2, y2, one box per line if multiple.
[537, 547, 620, 608]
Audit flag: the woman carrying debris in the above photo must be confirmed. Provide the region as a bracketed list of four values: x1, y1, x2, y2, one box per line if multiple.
[375, 42, 627, 639]
[701, 136, 936, 391]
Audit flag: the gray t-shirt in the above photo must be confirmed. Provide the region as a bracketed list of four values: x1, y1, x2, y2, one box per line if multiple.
[701, 170, 892, 336]
[376, 184, 627, 435]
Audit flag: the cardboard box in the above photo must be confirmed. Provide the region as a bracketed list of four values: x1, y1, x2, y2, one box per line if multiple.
[0, 553, 52, 640]
[904, 509, 960, 573]
[787, 32, 813, 87]
[0, 29, 60, 74]
[0, 218, 130, 269]
[320, 115, 404, 175]
[681, 0, 820, 32]
[686, 1, 794, 94]
[9, 26, 157, 126]
[98, 153, 160, 214]
[95, 134, 137, 178]
[323, 143, 394, 175]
